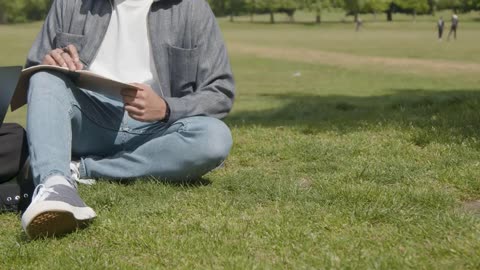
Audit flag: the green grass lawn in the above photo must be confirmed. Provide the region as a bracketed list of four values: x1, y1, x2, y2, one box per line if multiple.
[1, 13, 480, 269]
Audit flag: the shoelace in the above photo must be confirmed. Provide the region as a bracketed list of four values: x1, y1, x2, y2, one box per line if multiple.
[30, 184, 57, 204]
[70, 162, 96, 186]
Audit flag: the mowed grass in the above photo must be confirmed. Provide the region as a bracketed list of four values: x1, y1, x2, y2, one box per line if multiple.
[227, 10, 480, 63]
[1, 13, 480, 269]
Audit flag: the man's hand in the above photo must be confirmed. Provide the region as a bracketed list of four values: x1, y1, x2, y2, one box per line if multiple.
[42, 44, 83, 71]
[121, 83, 168, 122]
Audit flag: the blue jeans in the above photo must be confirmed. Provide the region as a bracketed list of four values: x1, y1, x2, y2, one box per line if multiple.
[26, 71, 233, 185]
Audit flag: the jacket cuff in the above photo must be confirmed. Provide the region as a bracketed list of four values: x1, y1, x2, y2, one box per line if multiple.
[162, 97, 185, 125]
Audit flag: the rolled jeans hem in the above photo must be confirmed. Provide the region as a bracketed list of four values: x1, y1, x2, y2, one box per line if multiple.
[39, 170, 69, 185]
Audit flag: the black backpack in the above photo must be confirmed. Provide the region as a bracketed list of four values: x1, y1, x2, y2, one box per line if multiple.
[0, 123, 34, 213]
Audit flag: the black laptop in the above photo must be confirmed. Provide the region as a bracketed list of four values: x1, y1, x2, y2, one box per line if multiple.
[0, 66, 22, 126]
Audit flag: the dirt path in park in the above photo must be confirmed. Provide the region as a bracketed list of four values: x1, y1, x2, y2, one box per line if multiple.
[227, 42, 480, 75]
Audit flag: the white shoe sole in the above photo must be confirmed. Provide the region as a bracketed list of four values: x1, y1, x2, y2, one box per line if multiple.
[21, 201, 96, 239]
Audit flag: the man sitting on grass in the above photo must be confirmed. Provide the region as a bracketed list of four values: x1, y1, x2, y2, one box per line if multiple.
[21, 0, 235, 239]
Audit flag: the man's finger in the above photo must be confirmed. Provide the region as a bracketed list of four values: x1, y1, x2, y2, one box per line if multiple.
[42, 55, 58, 66]
[130, 83, 152, 92]
[65, 44, 80, 62]
[122, 95, 136, 104]
[121, 88, 139, 98]
[125, 104, 144, 116]
[61, 52, 77, 70]
[75, 61, 84, 70]
[50, 51, 67, 68]
[122, 96, 146, 109]
[124, 99, 146, 110]
[53, 48, 64, 54]
[64, 45, 84, 70]
[127, 113, 146, 122]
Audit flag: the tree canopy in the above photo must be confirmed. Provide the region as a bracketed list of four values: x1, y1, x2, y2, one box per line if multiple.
[0, 0, 479, 24]
[209, 0, 480, 23]
[0, 0, 52, 24]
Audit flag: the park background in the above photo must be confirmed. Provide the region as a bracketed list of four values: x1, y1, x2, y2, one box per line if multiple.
[1, 0, 480, 269]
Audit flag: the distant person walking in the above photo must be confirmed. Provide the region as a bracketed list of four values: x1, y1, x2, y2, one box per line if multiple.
[355, 18, 363, 32]
[437, 17, 445, 40]
[447, 14, 459, 40]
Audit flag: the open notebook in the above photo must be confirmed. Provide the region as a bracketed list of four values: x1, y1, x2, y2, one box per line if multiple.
[10, 65, 137, 111]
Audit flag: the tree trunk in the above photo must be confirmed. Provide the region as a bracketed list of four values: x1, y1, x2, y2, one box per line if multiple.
[230, 13, 234, 22]
[220, 0, 225, 16]
[250, 0, 255, 22]
[316, 7, 321, 24]
[270, 11, 275, 24]
[387, 10, 392, 21]
[354, 12, 358, 23]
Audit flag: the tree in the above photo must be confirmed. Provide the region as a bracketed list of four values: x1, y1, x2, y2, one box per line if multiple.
[208, 0, 228, 16]
[363, 0, 390, 20]
[343, 0, 366, 22]
[394, 0, 430, 20]
[342, 0, 394, 22]
[256, 0, 298, 23]
[428, 0, 438, 15]
[0, 0, 27, 23]
[277, 0, 299, 22]
[303, 0, 336, 23]
[245, 0, 257, 21]
[0, 0, 52, 24]
[226, 0, 245, 22]
[0, 1, 7, 24]
[256, 0, 278, 23]
[437, 0, 480, 12]
[383, 0, 434, 22]
[24, 0, 53, 21]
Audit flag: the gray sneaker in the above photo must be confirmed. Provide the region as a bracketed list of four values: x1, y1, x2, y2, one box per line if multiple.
[21, 183, 96, 239]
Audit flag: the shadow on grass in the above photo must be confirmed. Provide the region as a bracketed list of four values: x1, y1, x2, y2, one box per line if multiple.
[225, 89, 480, 147]
[158, 177, 212, 187]
[228, 20, 353, 26]
[103, 177, 212, 188]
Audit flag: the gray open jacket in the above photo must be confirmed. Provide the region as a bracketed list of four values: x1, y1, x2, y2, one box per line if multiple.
[26, 0, 235, 124]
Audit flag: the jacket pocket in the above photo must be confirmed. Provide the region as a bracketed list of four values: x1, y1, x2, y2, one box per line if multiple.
[54, 32, 85, 51]
[167, 44, 200, 97]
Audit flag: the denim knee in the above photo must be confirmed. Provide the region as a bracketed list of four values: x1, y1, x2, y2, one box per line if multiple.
[28, 71, 73, 104]
[194, 117, 233, 166]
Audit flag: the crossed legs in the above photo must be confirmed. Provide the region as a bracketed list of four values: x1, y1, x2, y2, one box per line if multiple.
[27, 71, 233, 185]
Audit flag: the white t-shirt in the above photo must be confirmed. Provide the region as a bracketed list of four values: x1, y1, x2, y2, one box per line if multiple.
[89, 0, 162, 95]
